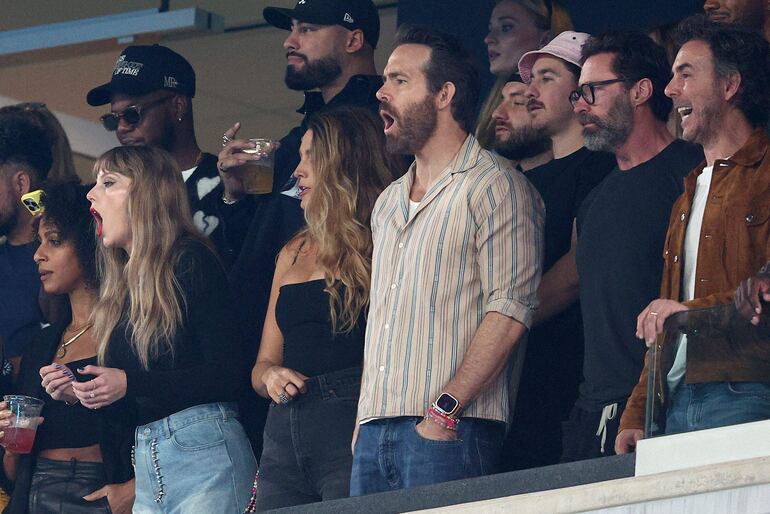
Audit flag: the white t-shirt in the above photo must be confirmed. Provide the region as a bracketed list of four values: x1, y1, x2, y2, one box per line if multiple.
[409, 200, 420, 218]
[667, 165, 714, 390]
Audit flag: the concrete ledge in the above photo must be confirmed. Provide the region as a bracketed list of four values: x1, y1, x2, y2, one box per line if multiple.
[416, 456, 770, 513]
[635, 419, 770, 476]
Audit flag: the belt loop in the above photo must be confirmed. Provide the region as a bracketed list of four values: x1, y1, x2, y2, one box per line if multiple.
[220, 402, 228, 421]
[319, 375, 329, 401]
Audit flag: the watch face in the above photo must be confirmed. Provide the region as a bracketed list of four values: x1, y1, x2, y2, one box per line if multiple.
[436, 393, 459, 414]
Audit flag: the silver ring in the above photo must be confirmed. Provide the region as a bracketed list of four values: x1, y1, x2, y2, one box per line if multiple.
[221, 134, 231, 147]
[90, 392, 95, 398]
[650, 311, 659, 316]
[278, 392, 288, 404]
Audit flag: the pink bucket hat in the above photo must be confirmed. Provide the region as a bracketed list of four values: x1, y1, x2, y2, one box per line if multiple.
[518, 31, 591, 84]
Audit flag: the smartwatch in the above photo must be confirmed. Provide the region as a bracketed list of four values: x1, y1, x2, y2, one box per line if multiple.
[433, 392, 461, 418]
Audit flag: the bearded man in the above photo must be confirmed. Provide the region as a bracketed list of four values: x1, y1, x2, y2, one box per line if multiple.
[565, 31, 703, 461]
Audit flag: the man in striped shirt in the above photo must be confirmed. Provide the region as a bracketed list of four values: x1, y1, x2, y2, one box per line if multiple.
[350, 26, 545, 495]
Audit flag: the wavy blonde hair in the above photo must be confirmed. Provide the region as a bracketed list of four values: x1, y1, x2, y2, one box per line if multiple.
[298, 106, 402, 333]
[92, 146, 213, 368]
[476, 0, 573, 150]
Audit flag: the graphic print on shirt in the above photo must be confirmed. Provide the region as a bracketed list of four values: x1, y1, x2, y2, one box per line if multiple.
[196, 176, 221, 200]
[193, 210, 220, 236]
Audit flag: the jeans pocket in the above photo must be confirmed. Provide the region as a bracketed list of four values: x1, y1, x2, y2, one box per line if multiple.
[171, 418, 226, 451]
[726, 381, 770, 398]
[410, 420, 463, 445]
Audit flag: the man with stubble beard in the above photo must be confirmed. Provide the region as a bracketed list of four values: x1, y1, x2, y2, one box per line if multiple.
[567, 32, 703, 461]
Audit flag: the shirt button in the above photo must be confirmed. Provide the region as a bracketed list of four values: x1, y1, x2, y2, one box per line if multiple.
[746, 214, 755, 223]
[379, 366, 385, 372]
[680, 212, 686, 221]
[391, 283, 397, 290]
[398, 243, 404, 249]
[674, 255, 679, 263]
[384, 323, 389, 330]
[143, 428, 151, 435]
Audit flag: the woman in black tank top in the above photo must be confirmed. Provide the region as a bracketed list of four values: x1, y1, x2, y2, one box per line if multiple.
[0, 183, 134, 514]
[250, 106, 402, 511]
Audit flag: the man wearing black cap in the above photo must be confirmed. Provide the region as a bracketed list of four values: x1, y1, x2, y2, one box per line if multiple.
[86, 45, 246, 264]
[217, 0, 382, 197]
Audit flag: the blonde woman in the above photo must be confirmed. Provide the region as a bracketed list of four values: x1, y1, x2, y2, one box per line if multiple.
[251, 106, 401, 511]
[477, 0, 573, 150]
[79, 146, 256, 513]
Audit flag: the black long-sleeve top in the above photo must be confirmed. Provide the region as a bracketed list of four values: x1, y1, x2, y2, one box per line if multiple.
[105, 238, 248, 427]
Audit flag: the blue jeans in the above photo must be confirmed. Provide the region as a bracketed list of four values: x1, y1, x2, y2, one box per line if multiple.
[665, 381, 770, 435]
[132, 403, 257, 514]
[350, 416, 504, 496]
[256, 367, 361, 511]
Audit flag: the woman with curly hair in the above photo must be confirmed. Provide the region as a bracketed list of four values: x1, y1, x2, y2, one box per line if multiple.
[250, 106, 401, 510]
[1, 182, 134, 513]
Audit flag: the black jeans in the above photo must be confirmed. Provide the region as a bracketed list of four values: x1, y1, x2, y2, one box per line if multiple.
[255, 367, 361, 511]
[29, 457, 111, 513]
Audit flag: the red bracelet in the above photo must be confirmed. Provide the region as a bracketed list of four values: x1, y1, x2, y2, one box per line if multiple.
[425, 406, 459, 431]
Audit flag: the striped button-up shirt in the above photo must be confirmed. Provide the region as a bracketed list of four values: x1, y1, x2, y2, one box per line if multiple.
[358, 135, 544, 423]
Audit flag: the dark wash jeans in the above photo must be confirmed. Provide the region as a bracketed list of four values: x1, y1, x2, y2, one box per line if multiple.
[350, 416, 505, 496]
[666, 381, 770, 434]
[255, 367, 361, 511]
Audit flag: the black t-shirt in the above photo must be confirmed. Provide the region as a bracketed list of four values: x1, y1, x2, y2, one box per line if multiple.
[0, 241, 42, 358]
[575, 139, 704, 410]
[511, 148, 614, 431]
[105, 238, 248, 426]
[525, 147, 615, 270]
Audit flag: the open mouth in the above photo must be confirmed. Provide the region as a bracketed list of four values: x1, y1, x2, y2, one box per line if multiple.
[488, 51, 500, 62]
[90, 207, 103, 237]
[39, 270, 52, 282]
[380, 110, 396, 132]
[677, 106, 693, 119]
[298, 185, 310, 197]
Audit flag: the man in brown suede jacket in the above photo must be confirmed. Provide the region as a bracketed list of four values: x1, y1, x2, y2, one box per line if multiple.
[617, 17, 770, 453]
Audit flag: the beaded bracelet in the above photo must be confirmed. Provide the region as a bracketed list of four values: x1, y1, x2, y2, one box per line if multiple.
[425, 406, 459, 431]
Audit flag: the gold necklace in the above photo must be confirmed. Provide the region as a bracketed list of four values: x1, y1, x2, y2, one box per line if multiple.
[57, 323, 93, 359]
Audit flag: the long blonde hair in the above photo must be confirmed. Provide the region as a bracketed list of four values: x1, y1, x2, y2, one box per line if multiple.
[299, 106, 402, 333]
[93, 146, 213, 368]
[476, 0, 573, 150]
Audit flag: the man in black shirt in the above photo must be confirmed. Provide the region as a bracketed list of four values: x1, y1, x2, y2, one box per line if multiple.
[501, 32, 615, 470]
[565, 32, 704, 461]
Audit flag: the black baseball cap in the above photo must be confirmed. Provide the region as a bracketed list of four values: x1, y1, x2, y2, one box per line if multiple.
[263, 0, 380, 49]
[86, 44, 196, 106]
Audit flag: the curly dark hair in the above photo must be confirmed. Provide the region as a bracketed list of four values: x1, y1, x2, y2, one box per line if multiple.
[676, 14, 770, 128]
[581, 32, 673, 122]
[39, 182, 98, 289]
[394, 25, 481, 134]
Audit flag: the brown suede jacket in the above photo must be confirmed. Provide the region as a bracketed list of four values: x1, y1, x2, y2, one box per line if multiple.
[621, 129, 770, 432]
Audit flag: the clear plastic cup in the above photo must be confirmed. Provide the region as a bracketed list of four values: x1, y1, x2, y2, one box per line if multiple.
[2, 395, 44, 454]
[238, 138, 279, 194]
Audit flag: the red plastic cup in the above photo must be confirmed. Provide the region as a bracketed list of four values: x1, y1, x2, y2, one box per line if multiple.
[2, 395, 44, 454]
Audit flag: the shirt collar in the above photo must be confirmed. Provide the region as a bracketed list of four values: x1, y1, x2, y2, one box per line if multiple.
[296, 74, 383, 115]
[714, 128, 770, 169]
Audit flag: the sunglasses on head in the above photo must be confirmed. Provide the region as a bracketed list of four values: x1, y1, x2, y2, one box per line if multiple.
[99, 95, 172, 131]
[21, 190, 46, 216]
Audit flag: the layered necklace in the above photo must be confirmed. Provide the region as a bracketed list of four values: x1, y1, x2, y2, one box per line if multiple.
[57, 322, 94, 359]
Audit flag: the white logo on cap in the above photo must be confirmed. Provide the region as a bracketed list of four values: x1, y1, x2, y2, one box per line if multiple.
[344, 12, 354, 23]
[164, 76, 178, 88]
[113, 55, 144, 77]
[298, 0, 306, 4]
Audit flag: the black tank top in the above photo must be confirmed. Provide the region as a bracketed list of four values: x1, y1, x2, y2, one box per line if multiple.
[34, 356, 102, 451]
[275, 279, 365, 378]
